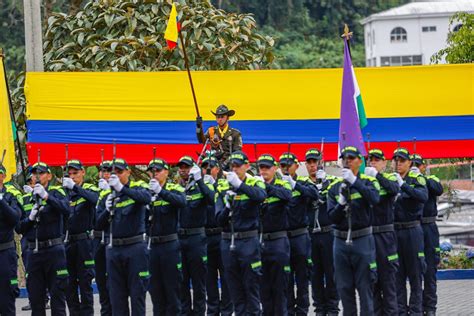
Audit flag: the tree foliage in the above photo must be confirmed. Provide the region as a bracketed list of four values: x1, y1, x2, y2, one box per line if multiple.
[431, 12, 474, 64]
[43, 0, 275, 71]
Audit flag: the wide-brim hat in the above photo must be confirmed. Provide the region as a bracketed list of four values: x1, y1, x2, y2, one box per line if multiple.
[211, 104, 235, 117]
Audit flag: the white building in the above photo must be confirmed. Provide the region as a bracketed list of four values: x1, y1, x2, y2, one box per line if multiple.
[360, 0, 474, 67]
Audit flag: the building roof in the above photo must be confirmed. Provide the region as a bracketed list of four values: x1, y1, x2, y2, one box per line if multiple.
[361, 0, 474, 24]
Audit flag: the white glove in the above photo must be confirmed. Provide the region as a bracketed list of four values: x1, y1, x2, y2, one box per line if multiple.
[281, 175, 296, 189]
[364, 167, 378, 178]
[342, 168, 357, 184]
[62, 177, 75, 190]
[255, 175, 264, 182]
[190, 165, 202, 181]
[149, 179, 162, 194]
[98, 178, 110, 191]
[23, 185, 33, 194]
[316, 169, 326, 180]
[224, 191, 237, 209]
[316, 183, 323, 190]
[105, 194, 114, 212]
[108, 174, 123, 192]
[395, 173, 404, 187]
[226, 172, 242, 189]
[204, 174, 215, 185]
[33, 184, 48, 199]
[410, 166, 421, 175]
[338, 193, 347, 206]
[29, 205, 39, 221]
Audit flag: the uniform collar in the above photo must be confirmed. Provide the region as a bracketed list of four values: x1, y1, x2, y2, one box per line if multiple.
[218, 124, 229, 138]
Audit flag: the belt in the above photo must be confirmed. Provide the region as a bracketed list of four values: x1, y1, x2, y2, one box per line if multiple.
[111, 235, 145, 246]
[222, 230, 258, 240]
[28, 237, 63, 250]
[287, 227, 308, 238]
[372, 224, 395, 234]
[421, 217, 437, 224]
[311, 225, 333, 234]
[68, 232, 90, 242]
[149, 233, 178, 244]
[178, 227, 205, 236]
[205, 227, 223, 236]
[0, 240, 15, 251]
[262, 231, 288, 241]
[394, 221, 420, 230]
[333, 227, 373, 240]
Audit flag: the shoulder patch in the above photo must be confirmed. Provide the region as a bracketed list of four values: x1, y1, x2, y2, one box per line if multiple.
[417, 176, 426, 186]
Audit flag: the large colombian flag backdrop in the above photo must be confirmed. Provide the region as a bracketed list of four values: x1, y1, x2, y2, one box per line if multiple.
[25, 64, 473, 166]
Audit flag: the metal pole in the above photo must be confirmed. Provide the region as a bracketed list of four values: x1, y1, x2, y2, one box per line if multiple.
[23, 0, 44, 72]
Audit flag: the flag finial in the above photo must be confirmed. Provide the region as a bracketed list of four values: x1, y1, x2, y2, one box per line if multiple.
[341, 24, 353, 40]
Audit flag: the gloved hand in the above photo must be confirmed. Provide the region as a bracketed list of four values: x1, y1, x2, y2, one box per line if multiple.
[196, 116, 203, 129]
[410, 166, 421, 175]
[105, 194, 114, 212]
[338, 193, 347, 206]
[316, 183, 323, 190]
[364, 167, 378, 178]
[29, 205, 39, 221]
[149, 179, 162, 194]
[226, 172, 242, 189]
[190, 165, 202, 181]
[204, 174, 215, 185]
[342, 168, 357, 184]
[395, 173, 404, 187]
[98, 178, 110, 191]
[224, 191, 237, 209]
[62, 177, 75, 190]
[108, 174, 123, 192]
[281, 175, 296, 189]
[255, 175, 264, 183]
[23, 185, 33, 194]
[33, 184, 48, 199]
[316, 169, 326, 180]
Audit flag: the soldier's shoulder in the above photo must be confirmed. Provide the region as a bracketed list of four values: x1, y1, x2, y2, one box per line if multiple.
[427, 175, 441, 183]
[382, 172, 397, 181]
[83, 183, 100, 192]
[408, 172, 426, 185]
[49, 185, 66, 196]
[229, 127, 242, 135]
[5, 184, 22, 197]
[165, 182, 185, 193]
[275, 178, 292, 190]
[327, 178, 343, 190]
[130, 180, 149, 189]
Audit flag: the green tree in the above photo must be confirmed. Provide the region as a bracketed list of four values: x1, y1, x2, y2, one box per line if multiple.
[431, 12, 474, 64]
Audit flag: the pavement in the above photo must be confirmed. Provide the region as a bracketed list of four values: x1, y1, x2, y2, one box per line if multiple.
[15, 279, 474, 315]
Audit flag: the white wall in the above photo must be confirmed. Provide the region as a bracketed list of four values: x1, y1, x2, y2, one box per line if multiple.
[364, 16, 452, 66]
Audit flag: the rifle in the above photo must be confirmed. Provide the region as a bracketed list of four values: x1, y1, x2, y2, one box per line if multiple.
[33, 149, 42, 253]
[99, 148, 106, 244]
[108, 141, 117, 249]
[312, 137, 324, 234]
[0, 150, 6, 200]
[63, 144, 70, 243]
[147, 147, 157, 250]
[341, 133, 353, 246]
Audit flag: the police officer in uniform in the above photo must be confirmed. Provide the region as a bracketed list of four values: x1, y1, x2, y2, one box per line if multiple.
[0, 164, 22, 315]
[147, 158, 187, 315]
[215, 151, 267, 316]
[327, 146, 380, 315]
[93, 160, 113, 316]
[392, 148, 428, 315]
[177, 155, 214, 316]
[62, 160, 99, 315]
[95, 158, 151, 315]
[411, 154, 443, 316]
[279, 152, 318, 315]
[305, 149, 340, 316]
[257, 154, 292, 316]
[201, 156, 233, 316]
[365, 149, 400, 315]
[17, 161, 70, 315]
[196, 105, 243, 169]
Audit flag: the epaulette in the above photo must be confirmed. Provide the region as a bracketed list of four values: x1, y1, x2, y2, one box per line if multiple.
[49, 185, 66, 196]
[408, 172, 426, 186]
[165, 182, 185, 193]
[5, 184, 22, 197]
[360, 174, 381, 190]
[245, 175, 265, 189]
[275, 178, 292, 190]
[83, 183, 100, 192]
[382, 172, 397, 181]
[130, 180, 149, 189]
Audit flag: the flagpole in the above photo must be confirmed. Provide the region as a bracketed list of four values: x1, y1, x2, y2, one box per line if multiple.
[178, 29, 201, 120]
[0, 49, 27, 183]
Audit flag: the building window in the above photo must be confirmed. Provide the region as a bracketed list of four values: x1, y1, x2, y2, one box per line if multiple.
[422, 26, 437, 32]
[390, 27, 407, 42]
[453, 24, 463, 32]
[381, 55, 422, 67]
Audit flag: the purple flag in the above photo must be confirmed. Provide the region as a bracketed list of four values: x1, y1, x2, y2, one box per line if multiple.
[338, 39, 367, 156]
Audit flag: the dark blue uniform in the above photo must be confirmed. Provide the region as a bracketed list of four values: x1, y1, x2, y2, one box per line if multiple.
[0, 184, 22, 315]
[17, 184, 70, 315]
[372, 172, 400, 316]
[260, 177, 292, 316]
[93, 190, 112, 316]
[96, 180, 152, 316]
[309, 174, 340, 315]
[327, 173, 380, 316]
[421, 174, 443, 314]
[147, 182, 186, 315]
[216, 175, 267, 316]
[179, 178, 214, 316]
[287, 175, 318, 316]
[394, 171, 428, 315]
[206, 178, 233, 316]
[65, 183, 99, 315]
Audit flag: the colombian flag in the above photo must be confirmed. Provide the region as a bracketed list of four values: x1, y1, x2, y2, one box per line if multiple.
[164, 3, 179, 49]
